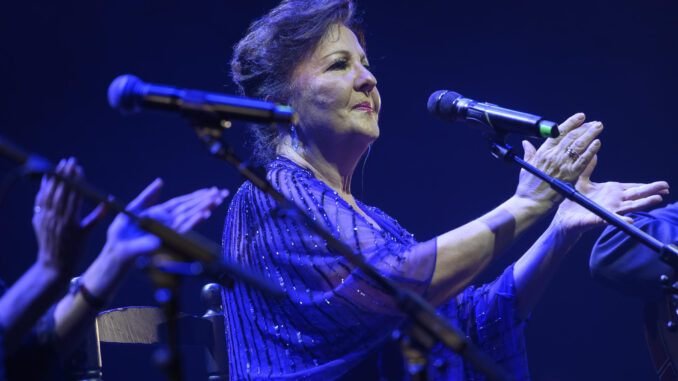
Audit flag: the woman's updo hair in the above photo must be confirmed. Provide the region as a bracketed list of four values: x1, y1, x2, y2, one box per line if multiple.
[231, 0, 364, 163]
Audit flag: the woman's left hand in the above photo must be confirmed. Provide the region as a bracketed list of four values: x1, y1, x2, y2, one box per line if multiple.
[553, 155, 669, 235]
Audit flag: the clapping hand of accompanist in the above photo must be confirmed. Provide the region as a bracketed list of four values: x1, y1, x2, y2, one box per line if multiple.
[54, 178, 229, 354]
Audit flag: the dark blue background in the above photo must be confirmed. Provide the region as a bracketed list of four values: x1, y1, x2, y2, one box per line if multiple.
[1, 0, 676, 379]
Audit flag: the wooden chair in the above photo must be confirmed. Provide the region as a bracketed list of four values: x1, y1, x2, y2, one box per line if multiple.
[64, 283, 227, 381]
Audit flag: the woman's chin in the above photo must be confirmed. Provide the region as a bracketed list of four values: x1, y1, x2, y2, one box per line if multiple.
[351, 119, 380, 140]
[354, 126, 379, 143]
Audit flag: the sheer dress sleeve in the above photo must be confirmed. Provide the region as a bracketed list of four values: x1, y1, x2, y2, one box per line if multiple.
[222, 158, 436, 380]
[427, 264, 529, 381]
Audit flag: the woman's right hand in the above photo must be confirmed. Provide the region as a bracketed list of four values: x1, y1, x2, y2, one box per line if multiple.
[515, 113, 603, 208]
[553, 155, 669, 235]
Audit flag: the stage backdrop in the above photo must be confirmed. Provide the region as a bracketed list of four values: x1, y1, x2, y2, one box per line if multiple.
[1, 1, 676, 379]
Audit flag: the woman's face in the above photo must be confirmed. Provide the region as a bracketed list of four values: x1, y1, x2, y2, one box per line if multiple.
[289, 24, 381, 146]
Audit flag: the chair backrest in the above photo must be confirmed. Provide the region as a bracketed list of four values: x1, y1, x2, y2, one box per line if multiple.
[64, 283, 227, 381]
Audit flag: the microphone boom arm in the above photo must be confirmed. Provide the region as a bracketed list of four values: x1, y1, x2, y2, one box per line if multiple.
[488, 138, 678, 271]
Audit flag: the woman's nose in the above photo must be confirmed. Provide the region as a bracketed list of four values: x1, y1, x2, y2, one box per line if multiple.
[355, 65, 377, 96]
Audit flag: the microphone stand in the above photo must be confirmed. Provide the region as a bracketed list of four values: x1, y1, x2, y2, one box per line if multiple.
[0, 135, 283, 381]
[486, 134, 678, 271]
[488, 133, 678, 339]
[188, 119, 514, 381]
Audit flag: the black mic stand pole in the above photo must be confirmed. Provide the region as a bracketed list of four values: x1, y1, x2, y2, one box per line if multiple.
[189, 119, 514, 381]
[486, 135, 678, 271]
[0, 135, 283, 381]
[489, 135, 678, 336]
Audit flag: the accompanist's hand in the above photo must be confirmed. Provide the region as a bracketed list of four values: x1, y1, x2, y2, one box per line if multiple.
[80, 178, 229, 303]
[100, 178, 229, 266]
[553, 155, 669, 235]
[32, 157, 107, 276]
[515, 113, 603, 208]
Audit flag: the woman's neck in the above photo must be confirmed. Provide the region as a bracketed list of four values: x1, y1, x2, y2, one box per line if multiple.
[277, 134, 369, 196]
[277, 135, 382, 230]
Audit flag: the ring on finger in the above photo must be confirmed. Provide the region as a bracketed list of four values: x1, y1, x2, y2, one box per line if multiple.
[566, 147, 580, 160]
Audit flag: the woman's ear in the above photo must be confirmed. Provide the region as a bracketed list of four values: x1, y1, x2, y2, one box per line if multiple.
[265, 95, 287, 105]
[265, 92, 292, 106]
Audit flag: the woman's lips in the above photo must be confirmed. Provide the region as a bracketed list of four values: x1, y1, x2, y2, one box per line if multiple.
[352, 102, 373, 113]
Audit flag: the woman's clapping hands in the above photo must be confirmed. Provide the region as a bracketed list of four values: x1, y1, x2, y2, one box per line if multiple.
[516, 113, 603, 207]
[553, 155, 669, 234]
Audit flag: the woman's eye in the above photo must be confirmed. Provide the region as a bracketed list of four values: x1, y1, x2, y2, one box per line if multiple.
[328, 59, 349, 71]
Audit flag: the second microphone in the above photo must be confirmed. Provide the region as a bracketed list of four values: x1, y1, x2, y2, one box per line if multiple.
[427, 90, 559, 139]
[108, 74, 299, 125]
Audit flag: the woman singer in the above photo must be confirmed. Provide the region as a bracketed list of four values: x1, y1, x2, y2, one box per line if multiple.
[221, 1, 669, 379]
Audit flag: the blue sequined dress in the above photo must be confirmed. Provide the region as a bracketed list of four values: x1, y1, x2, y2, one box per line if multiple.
[222, 157, 529, 380]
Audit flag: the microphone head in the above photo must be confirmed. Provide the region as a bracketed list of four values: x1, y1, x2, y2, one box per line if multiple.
[427, 90, 462, 122]
[108, 74, 144, 114]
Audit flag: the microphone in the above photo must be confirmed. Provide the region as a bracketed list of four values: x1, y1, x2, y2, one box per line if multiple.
[427, 90, 559, 138]
[108, 74, 299, 125]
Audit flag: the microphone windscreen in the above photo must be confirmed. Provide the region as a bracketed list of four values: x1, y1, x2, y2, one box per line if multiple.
[108, 74, 143, 114]
[427, 90, 462, 122]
